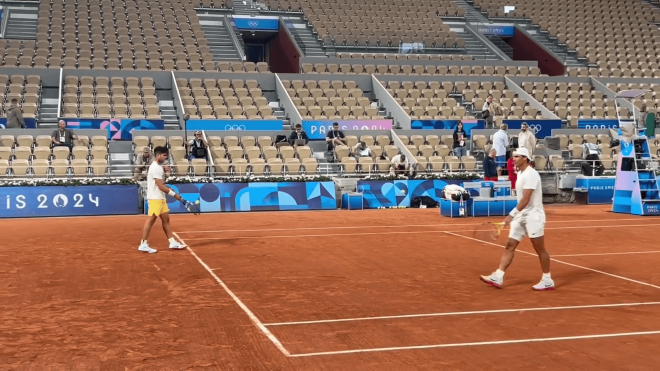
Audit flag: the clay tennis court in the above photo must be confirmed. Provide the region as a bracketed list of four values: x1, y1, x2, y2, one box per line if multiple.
[2, 205, 660, 369]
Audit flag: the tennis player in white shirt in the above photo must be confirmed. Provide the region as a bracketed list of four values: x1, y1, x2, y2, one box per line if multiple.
[480, 147, 555, 290]
[138, 146, 185, 253]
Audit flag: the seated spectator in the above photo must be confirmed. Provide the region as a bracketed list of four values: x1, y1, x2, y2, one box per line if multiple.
[51, 120, 77, 151]
[390, 153, 409, 175]
[188, 131, 208, 159]
[133, 147, 153, 180]
[352, 141, 374, 160]
[6, 99, 25, 129]
[326, 122, 346, 161]
[288, 124, 309, 146]
[483, 149, 499, 181]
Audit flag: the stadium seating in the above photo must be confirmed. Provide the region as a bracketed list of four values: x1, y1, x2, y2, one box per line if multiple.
[176, 78, 276, 120]
[0, 134, 108, 178]
[301, 61, 541, 76]
[0, 74, 41, 119]
[281, 79, 384, 120]
[61, 76, 161, 119]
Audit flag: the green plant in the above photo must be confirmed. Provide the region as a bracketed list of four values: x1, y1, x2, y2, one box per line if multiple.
[0, 178, 136, 187]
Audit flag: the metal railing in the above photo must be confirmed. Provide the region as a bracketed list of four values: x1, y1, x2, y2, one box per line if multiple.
[281, 17, 307, 56]
[224, 15, 246, 61]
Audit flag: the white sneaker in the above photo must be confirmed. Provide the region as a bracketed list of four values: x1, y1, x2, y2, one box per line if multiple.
[169, 241, 185, 250]
[138, 243, 157, 254]
[480, 273, 503, 289]
[533, 278, 555, 291]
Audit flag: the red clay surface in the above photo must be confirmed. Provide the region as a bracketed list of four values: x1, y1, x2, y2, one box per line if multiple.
[2, 205, 660, 370]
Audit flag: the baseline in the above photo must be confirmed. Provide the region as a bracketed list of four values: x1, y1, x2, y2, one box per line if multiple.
[552, 251, 660, 257]
[172, 232, 291, 357]
[445, 232, 660, 290]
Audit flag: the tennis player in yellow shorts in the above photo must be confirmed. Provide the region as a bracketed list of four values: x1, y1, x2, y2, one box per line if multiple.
[138, 146, 185, 253]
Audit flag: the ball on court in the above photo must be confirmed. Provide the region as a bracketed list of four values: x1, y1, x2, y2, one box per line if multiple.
[401, 190, 406, 194]
[195, 200, 200, 205]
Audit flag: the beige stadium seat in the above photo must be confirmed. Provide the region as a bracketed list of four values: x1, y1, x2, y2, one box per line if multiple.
[51, 159, 70, 178]
[232, 158, 249, 175]
[341, 157, 357, 174]
[0, 159, 9, 177]
[213, 159, 231, 176]
[90, 159, 107, 177]
[31, 159, 50, 178]
[250, 158, 267, 176]
[191, 159, 208, 176]
[267, 158, 284, 175]
[11, 159, 30, 177]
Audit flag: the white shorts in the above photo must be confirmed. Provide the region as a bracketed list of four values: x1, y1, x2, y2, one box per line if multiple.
[509, 212, 545, 241]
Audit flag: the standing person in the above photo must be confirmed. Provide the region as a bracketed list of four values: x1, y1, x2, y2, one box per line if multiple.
[482, 95, 499, 129]
[325, 122, 346, 162]
[6, 99, 25, 128]
[517, 122, 536, 157]
[483, 149, 499, 181]
[492, 124, 509, 177]
[480, 147, 554, 291]
[506, 156, 518, 195]
[51, 120, 77, 152]
[138, 146, 185, 254]
[453, 121, 467, 158]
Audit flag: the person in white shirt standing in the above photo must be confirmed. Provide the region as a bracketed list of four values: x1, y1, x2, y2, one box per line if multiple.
[138, 146, 185, 253]
[491, 124, 509, 177]
[480, 147, 555, 291]
[517, 122, 536, 157]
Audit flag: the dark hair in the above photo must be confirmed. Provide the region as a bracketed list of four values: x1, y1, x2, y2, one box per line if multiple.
[332, 122, 339, 126]
[400, 154, 406, 160]
[455, 121, 463, 131]
[295, 123, 302, 129]
[11, 98, 18, 104]
[154, 146, 169, 156]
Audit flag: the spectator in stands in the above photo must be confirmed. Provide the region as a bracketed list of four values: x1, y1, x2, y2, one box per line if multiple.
[51, 120, 77, 151]
[482, 95, 500, 128]
[288, 123, 309, 146]
[188, 131, 207, 159]
[506, 156, 518, 194]
[6, 99, 25, 129]
[492, 123, 509, 176]
[353, 141, 374, 160]
[326, 122, 346, 161]
[518, 122, 536, 156]
[453, 121, 468, 158]
[390, 153, 409, 175]
[483, 149, 499, 181]
[133, 147, 153, 180]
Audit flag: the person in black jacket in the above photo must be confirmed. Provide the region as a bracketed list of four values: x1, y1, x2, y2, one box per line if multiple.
[483, 149, 499, 181]
[453, 121, 468, 158]
[288, 124, 309, 146]
[188, 131, 208, 159]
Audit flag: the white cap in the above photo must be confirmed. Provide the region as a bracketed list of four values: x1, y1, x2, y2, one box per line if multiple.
[512, 147, 530, 158]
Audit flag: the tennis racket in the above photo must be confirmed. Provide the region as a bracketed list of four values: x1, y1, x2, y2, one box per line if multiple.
[181, 199, 200, 215]
[470, 222, 505, 241]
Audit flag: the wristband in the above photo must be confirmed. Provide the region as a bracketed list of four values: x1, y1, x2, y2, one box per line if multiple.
[168, 189, 176, 197]
[509, 208, 519, 218]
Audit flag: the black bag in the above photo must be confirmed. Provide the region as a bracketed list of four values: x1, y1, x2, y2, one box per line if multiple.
[481, 110, 490, 119]
[195, 147, 205, 158]
[410, 196, 438, 208]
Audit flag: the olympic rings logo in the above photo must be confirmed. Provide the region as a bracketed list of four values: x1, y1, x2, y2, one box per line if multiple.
[224, 125, 246, 130]
[248, 21, 259, 27]
[527, 124, 542, 133]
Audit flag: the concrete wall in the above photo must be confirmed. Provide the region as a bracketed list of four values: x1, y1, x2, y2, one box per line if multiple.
[301, 57, 538, 68]
[1, 128, 108, 137]
[0, 67, 61, 87]
[173, 72, 277, 91]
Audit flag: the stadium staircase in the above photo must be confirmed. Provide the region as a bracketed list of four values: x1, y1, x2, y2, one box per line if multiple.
[198, 14, 245, 61]
[2, 6, 39, 39]
[36, 88, 60, 129]
[232, 0, 259, 15]
[281, 16, 327, 58]
[156, 90, 183, 130]
[515, 22, 588, 69]
[108, 141, 134, 178]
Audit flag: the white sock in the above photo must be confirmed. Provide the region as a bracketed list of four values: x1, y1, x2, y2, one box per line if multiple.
[169, 237, 177, 244]
[494, 269, 505, 278]
[542, 273, 551, 280]
[141, 240, 147, 245]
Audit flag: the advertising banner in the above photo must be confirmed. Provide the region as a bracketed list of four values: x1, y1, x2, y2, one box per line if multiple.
[232, 16, 280, 30]
[575, 176, 615, 204]
[502, 119, 562, 139]
[577, 119, 620, 130]
[302, 120, 394, 140]
[411, 119, 484, 136]
[64, 119, 164, 140]
[356, 179, 479, 209]
[0, 185, 139, 218]
[145, 181, 337, 213]
[477, 25, 515, 37]
[186, 119, 283, 131]
[0, 118, 37, 129]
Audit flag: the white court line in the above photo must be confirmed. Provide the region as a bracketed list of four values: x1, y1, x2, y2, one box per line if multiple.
[175, 217, 660, 234]
[287, 331, 660, 358]
[553, 251, 660, 257]
[180, 223, 660, 241]
[172, 232, 291, 357]
[445, 232, 660, 290]
[263, 301, 660, 327]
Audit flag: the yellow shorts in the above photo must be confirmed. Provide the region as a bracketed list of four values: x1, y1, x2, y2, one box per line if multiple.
[147, 199, 169, 216]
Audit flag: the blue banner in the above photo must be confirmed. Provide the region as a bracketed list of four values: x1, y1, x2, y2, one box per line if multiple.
[303, 119, 393, 140]
[63, 119, 164, 140]
[356, 179, 480, 208]
[232, 16, 280, 30]
[411, 119, 484, 136]
[186, 119, 283, 131]
[502, 119, 561, 139]
[478, 25, 515, 37]
[577, 119, 620, 130]
[146, 181, 337, 213]
[0, 118, 37, 129]
[575, 177, 615, 204]
[0, 185, 139, 218]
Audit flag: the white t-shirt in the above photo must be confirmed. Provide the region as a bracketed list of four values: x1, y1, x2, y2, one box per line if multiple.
[492, 130, 509, 156]
[391, 154, 409, 167]
[146, 161, 166, 200]
[515, 166, 544, 218]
